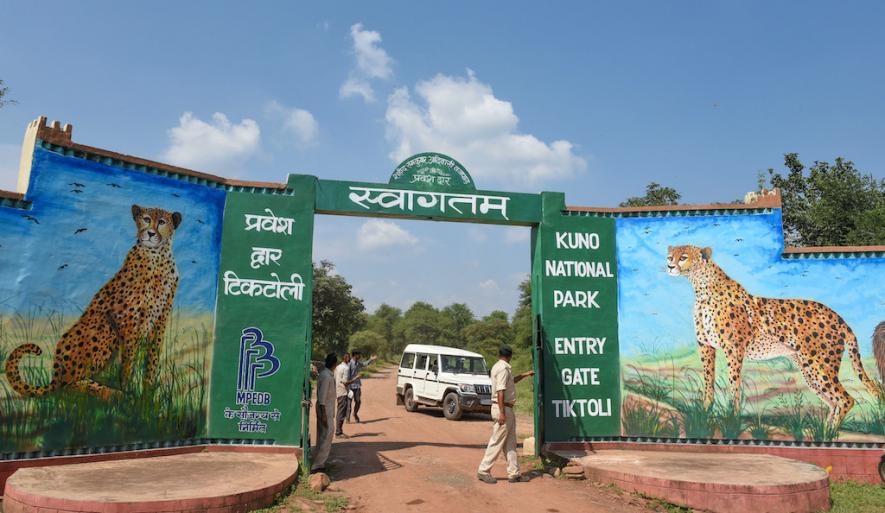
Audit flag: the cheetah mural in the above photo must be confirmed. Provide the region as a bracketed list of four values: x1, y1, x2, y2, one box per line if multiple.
[667, 244, 884, 431]
[4, 205, 182, 399]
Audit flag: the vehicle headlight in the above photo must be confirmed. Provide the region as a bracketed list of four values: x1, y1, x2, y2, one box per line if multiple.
[459, 384, 476, 394]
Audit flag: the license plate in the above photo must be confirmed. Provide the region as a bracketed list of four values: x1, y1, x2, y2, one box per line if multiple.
[480, 399, 491, 406]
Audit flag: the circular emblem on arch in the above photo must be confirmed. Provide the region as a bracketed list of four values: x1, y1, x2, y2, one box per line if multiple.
[389, 152, 476, 192]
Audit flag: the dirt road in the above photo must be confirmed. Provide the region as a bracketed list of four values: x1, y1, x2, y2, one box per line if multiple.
[313, 366, 657, 513]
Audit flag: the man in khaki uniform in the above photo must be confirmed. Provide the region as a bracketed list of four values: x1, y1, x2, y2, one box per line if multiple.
[477, 345, 534, 484]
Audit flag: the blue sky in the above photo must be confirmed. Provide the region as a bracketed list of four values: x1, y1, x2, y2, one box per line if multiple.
[1, 1, 884, 316]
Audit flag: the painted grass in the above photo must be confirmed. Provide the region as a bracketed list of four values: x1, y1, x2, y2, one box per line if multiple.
[0, 309, 211, 453]
[623, 345, 885, 442]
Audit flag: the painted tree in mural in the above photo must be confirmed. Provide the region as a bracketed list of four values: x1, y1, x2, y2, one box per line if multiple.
[311, 260, 366, 356]
[766, 153, 885, 246]
[619, 182, 682, 207]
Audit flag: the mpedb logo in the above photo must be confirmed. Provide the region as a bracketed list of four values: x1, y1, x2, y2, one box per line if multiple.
[236, 327, 280, 405]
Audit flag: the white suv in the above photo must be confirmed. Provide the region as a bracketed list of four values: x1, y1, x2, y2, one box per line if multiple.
[395, 344, 493, 420]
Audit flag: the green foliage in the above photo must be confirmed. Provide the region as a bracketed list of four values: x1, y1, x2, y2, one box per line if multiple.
[766, 153, 885, 246]
[773, 389, 808, 441]
[619, 182, 682, 207]
[463, 313, 513, 361]
[829, 481, 885, 513]
[622, 401, 680, 437]
[347, 330, 385, 357]
[311, 260, 366, 357]
[713, 401, 746, 439]
[394, 301, 445, 347]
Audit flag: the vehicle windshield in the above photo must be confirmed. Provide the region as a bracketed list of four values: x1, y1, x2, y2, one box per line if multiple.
[440, 355, 487, 375]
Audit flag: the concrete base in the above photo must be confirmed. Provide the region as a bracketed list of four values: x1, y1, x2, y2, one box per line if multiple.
[3, 452, 299, 513]
[554, 449, 830, 513]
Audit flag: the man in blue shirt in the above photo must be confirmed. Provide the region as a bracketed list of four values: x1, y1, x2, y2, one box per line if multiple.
[347, 350, 376, 423]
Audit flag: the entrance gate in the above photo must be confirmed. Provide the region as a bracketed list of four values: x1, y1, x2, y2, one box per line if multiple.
[206, 153, 621, 459]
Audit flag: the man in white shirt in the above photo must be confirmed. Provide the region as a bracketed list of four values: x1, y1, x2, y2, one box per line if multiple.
[311, 353, 337, 474]
[334, 352, 352, 437]
[477, 345, 533, 484]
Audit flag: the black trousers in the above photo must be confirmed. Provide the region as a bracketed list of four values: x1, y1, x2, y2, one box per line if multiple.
[350, 388, 362, 420]
[336, 396, 349, 435]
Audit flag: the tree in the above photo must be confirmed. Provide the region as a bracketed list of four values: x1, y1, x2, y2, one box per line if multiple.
[766, 153, 885, 246]
[438, 303, 474, 348]
[394, 302, 444, 347]
[348, 330, 386, 358]
[463, 313, 513, 361]
[311, 260, 365, 357]
[511, 278, 533, 350]
[366, 303, 403, 357]
[0, 80, 14, 109]
[620, 182, 681, 207]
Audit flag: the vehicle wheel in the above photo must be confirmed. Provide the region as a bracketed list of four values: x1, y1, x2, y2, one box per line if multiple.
[404, 387, 419, 412]
[443, 392, 463, 420]
[879, 456, 885, 483]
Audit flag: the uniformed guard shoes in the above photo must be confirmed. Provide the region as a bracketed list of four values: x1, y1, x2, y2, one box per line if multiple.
[507, 474, 530, 483]
[477, 473, 497, 484]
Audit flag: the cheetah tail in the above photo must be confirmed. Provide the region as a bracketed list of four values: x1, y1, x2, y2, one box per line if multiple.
[846, 330, 885, 401]
[4, 343, 58, 397]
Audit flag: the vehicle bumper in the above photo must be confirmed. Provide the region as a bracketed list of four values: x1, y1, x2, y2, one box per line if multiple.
[459, 393, 492, 413]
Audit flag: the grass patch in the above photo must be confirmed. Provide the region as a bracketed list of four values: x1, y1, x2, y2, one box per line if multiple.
[0, 309, 211, 454]
[829, 481, 885, 513]
[634, 492, 693, 513]
[622, 400, 680, 437]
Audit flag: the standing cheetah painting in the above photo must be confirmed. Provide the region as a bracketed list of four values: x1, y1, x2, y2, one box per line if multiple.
[666, 245, 884, 431]
[5, 205, 182, 399]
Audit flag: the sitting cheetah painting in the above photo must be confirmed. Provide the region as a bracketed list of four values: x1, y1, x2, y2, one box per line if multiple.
[667, 244, 884, 431]
[4, 205, 182, 399]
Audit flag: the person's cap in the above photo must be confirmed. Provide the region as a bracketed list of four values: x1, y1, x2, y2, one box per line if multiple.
[499, 345, 513, 357]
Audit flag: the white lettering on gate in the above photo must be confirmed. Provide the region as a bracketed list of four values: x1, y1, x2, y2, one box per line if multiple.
[561, 368, 601, 386]
[553, 290, 600, 308]
[555, 231, 600, 250]
[554, 337, 606, 355]
[348, 186, 510, 219]
[552, 399, 612, 417]
[544, 260, 614, 278]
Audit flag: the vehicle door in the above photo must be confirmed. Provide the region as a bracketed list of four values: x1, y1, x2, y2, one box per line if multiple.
[398, 352, 416, 390]
[424, 354, 442, 400]
[413, 353, 430, 397]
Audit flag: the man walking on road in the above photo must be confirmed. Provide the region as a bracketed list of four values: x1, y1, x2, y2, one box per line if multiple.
[477, 345, 534, 484]
[334, 352, 352, 437]
[347, 350, 376, 423]
[311, 353, 337, 474]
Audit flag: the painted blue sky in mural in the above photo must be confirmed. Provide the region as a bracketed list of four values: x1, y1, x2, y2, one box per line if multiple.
[617, 211, 885, 356]
[0, 148, 224, 315]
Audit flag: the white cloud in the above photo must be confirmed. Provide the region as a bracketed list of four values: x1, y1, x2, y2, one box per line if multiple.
[479, 279, 500, 291]
[340, 23, 393, 103]
[339, 77, 375, 103]
[163, 112, 260, 171]
[0, 143, 20, 191]
[468, 226, 489, 243]
[266, 101, 318, 148]
[385, 70, 586, 189]
[356, 219, 418, 251]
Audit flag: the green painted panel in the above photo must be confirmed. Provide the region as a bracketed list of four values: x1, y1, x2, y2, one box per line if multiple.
[315, 178, 541, 226]
[208, 178, 315, 445]
[534, 193, 621, 441]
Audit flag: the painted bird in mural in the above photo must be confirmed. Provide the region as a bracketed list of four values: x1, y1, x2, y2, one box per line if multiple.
[107, 183, 121, 188]
[20, 214, 38, 224]
[74, 228, 88, 234]
[4, 205, 182, 400]
[68, 182, 85, 188]
[667, 244, 884, 432]
[57, 264, 68, 270]
[70, 189, 83, 194]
